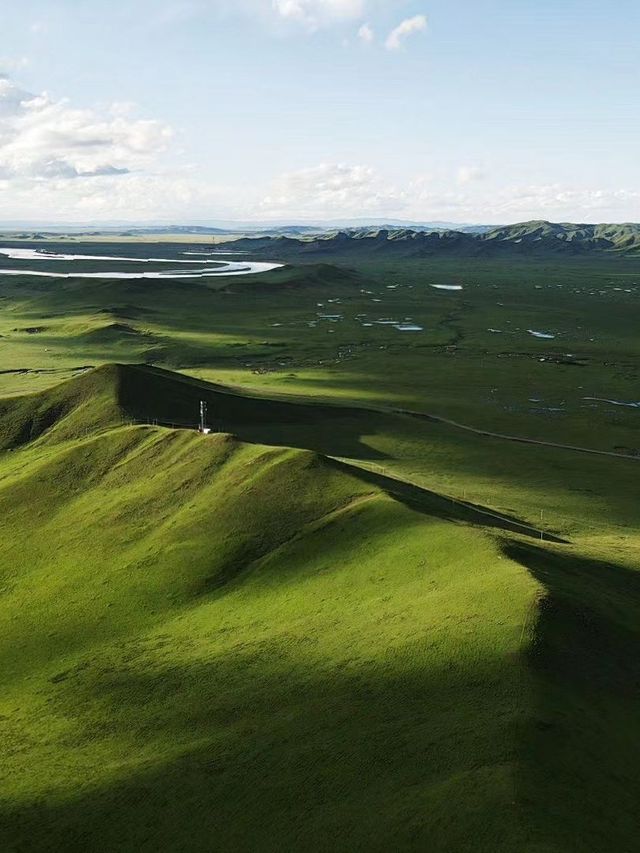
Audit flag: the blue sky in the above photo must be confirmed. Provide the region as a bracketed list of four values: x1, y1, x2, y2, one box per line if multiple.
[1, 0, 639, 223]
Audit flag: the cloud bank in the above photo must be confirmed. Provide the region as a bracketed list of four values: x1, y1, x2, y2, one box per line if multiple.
[0, 75, 218, 220]
[0, 77, 171, 182]
[0, 76, 637, 224]
[260, 162, 405, 217]
[258, 161, 640, 223]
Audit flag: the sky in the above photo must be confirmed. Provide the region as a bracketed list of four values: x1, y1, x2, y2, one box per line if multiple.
[1, 0, 639, 224]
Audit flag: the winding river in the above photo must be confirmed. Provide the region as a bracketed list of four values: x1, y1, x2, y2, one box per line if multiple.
[0, 247, 283, 279]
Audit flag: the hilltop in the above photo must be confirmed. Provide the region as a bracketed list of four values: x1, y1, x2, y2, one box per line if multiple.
[0, 363, 416, 460]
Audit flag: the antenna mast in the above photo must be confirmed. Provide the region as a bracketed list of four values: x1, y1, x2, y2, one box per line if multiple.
[199, 400, 208, 433]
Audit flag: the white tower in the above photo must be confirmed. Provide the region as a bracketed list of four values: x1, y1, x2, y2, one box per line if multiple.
[199, 400, 209, 434]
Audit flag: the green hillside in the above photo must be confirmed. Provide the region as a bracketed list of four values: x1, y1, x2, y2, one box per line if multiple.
[227, 220, 640, 258]
[482, 220, 640, 253]
[0, 364, 638, 850]
[0, 364, 124, 449]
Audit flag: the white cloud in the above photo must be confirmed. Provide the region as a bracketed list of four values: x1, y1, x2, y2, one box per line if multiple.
[385, 14, 427, 50]
[0, 76, 172, 182]
[0, 57, 29, 75]
[398, 181, 640, 223]
[1, 74, 636, 224]
[456, 165, 484, 186]
[259, 166, 640, 224]
[0, 165, 242, 221]
[357, 22, 374, 43]
[272, 0, 365, 30]
[0, 75, 202, 221]
[492, 184, 640, 217]
[260, 162, 406, 217]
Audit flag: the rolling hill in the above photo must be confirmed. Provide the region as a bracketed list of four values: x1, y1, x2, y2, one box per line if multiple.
[0, 364, 639, 850]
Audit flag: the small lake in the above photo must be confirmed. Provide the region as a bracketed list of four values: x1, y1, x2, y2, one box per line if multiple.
[527, 329, 556, 339]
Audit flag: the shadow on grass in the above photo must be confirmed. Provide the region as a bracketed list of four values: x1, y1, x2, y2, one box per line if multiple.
[0, 650, 529, 853]
[331, 459, 568, 543]
[505, 542, 640, 852]
[117, 364, 391, 461]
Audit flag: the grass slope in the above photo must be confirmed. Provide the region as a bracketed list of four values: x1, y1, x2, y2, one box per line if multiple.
[0, 397, 535, 851]
[0, 364, 124, 449]
[0, 366, 638, 850]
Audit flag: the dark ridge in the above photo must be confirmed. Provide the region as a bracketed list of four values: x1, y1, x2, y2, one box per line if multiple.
[330, 459, 568, 543]
[225, 220, 640, 258]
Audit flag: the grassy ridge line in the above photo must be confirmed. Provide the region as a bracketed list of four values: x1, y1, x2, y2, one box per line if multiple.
[0, 359, 563, 545]
[130, 363, 639, 463]
[334, 458, 568, 544]
[1, 363, 634, 543]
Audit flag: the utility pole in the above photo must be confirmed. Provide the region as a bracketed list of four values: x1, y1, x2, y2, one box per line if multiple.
[199, 400, 208, 433]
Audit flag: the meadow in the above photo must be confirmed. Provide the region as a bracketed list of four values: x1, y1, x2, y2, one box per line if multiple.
[0, 240, 638, 850]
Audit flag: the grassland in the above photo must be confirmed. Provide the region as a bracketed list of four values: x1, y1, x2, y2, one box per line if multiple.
[0, 241, 638, 850]
[1, 243, 638, 450]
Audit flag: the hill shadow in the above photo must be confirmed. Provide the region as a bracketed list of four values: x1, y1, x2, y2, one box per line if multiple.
[331, 460, 568, 543]
[0, 650, 531, 853]
[117, 364, 391, 461]
[0, 363, 391, 460]
[504, 541, 640, 851]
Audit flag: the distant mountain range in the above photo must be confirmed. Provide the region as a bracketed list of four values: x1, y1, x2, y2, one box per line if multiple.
[226, 221, 640, 257]
[2, 219, 640, 255]
[0, 217, 492, 235]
